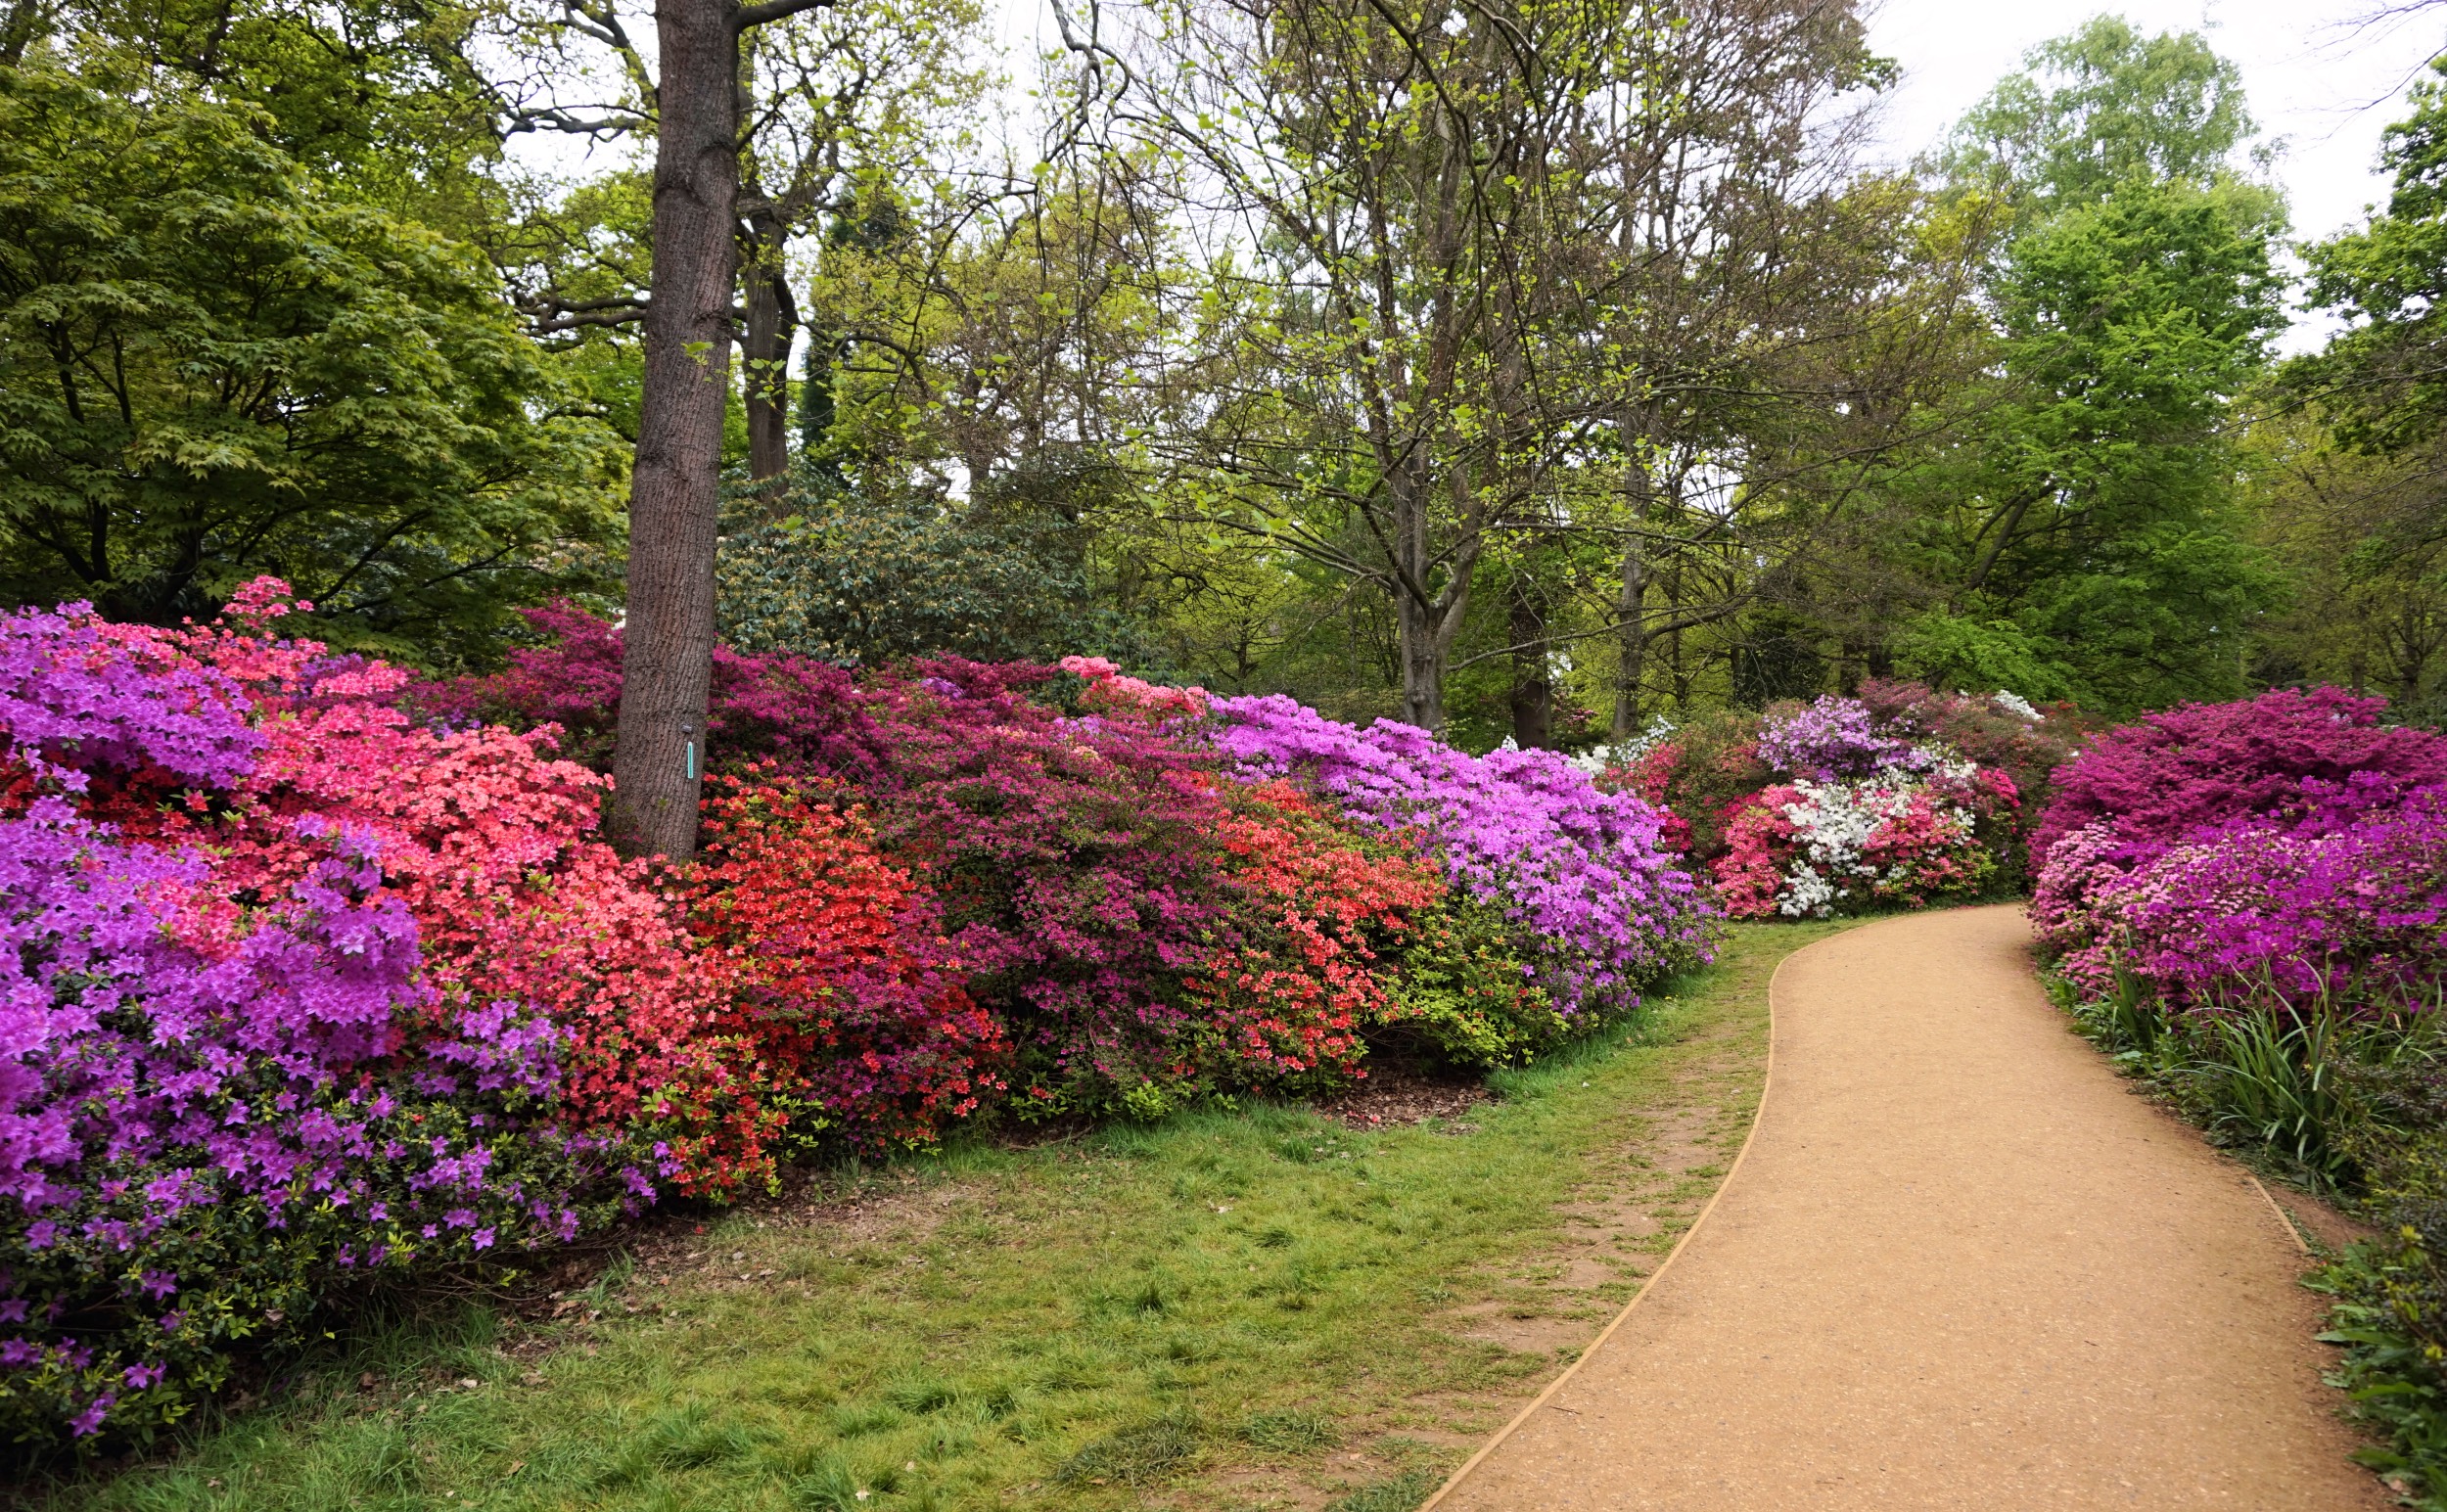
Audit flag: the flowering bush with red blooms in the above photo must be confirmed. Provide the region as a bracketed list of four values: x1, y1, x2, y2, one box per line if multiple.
[1183, 781, 1443, 1092]
[128, 608, 773, 1201]
[690, 775, 1006, 1148]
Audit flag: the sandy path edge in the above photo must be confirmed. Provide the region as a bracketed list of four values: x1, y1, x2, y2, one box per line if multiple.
[1410, 923, 1810, 1510]
[1418, 906, 2387, 1511]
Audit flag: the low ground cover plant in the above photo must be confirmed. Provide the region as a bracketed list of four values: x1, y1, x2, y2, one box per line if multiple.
[1608, 687, 2067, 918]
[0, 591, 1716, 1455]
[2027, 687, 2447, 1506]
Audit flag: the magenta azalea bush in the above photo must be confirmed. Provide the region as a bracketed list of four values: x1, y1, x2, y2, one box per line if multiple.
[2, 595, 1718, 1452]
[2031, 689, 2447, 1009]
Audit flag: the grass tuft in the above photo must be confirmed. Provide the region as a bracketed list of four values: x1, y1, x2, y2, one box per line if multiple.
[1051, 1413, 1200, 1487]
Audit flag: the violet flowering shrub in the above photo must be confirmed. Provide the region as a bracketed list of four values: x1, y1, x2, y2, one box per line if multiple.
[0, 598, 657, 1454]
[1207, 695, 1719, 1048]
[2032, 788, 2447, 1007]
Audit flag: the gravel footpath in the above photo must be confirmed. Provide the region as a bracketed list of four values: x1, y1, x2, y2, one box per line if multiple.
[1424, 905, 2387, 1510]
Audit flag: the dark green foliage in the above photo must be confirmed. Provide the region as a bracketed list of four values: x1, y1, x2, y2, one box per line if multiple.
[2300, 57, 2447, 459]
[0, 65, 623, 662]
[716, 454, 1148, 668]
[1898, 20, 2286, 714]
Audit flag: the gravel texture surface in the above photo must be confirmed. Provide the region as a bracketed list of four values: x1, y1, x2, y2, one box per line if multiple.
[1425, 905, 2387, 1510]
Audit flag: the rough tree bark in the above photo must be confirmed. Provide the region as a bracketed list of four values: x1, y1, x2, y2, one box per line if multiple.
[612, 0, 828, 857]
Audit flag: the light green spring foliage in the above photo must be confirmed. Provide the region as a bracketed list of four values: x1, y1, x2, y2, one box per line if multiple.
[25, 922, 1846, 1512]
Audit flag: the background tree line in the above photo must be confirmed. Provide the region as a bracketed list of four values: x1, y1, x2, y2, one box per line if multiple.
[6, 0, 2447, 830]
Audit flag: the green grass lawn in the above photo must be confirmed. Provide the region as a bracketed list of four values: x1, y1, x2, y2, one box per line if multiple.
[26, 921, 1850, 1512]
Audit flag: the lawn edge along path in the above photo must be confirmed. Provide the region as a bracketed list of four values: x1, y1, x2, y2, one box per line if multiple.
[1409, 918, 1810, 1511]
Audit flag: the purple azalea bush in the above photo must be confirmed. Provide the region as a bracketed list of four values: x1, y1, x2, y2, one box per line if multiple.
[1753, 695, 1941, 783]
[2031, 689, 2447, 1011]
[1210, 696, 1720, 1017]
[0, 609, 651, 1453]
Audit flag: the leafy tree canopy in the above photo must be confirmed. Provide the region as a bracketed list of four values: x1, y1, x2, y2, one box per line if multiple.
[0, 64, 623, 662]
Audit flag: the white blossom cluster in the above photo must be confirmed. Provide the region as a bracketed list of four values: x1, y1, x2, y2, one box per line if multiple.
[1771, 779, 1977, 917]
[1991, 690, 2042, 722]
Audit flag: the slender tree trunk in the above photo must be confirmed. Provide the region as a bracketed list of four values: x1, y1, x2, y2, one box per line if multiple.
[1508, 579, 1551, 749]
[741, 212, 795, 482]
[612, 0, 740, 858]
[1611, 538, 1649, 741]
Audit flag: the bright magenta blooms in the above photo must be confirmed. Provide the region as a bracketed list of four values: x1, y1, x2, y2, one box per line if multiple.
[5, 592, 1721, 1449]
[2032, 690, 2447, 1009]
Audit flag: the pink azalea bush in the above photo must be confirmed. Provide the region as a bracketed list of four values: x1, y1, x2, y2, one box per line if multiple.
[1683, 695, 2026, 918]
[2031, 690, 2447, 1009]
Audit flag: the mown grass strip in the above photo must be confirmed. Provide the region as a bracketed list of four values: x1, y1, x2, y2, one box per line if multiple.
[30, 921, 1848, 1512]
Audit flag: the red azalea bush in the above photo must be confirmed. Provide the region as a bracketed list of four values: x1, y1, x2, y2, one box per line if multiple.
[1184, 779, 1444, 1094]
[690, 774, 1007, 1149]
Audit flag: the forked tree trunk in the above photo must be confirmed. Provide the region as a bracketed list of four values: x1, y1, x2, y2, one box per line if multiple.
[611, 0, 741, 858]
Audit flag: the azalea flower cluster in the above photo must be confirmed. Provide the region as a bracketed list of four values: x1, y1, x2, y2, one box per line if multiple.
[2031, 689, 2447, 1009]
[2, 591, 1724, 1450]
[1618, 693, 2030, 919]
[1207, 695, 1719, 1016]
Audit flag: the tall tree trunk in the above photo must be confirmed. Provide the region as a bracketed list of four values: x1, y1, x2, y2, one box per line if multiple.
[1508, 578, 1551, 749]
[611, 0, 740, 858]
[1611, 538, 1649, 741]
[740, 210, 796, 482]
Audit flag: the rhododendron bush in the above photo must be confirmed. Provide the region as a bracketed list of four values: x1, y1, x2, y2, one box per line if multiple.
[1617, 692, 2040, 919]
[3, 593, 1727, 1450]
[1208, 694, 1719, 1020]
[2031, 690, 2447, 1009]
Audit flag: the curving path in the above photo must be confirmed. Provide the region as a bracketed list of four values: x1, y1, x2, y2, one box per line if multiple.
[1424, 906, 2388, 1510]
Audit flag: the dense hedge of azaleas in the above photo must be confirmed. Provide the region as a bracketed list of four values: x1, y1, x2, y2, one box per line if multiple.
[2030, 688, 2447, 1009]
[1605, 684, 2070, 918]
[2, 593, 1717, 1452]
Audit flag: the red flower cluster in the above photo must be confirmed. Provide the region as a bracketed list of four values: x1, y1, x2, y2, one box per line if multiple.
[691, 775, 1007, 1149]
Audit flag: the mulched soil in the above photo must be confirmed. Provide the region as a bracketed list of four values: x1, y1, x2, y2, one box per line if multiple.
[1309, 1065, 1489, 1130]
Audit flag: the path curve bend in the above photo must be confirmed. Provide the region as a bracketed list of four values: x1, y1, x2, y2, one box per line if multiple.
[1425, 905, 2385, 1510]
